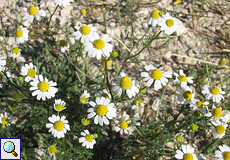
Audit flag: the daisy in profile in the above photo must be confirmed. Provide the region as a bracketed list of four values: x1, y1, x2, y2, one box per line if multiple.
[57, 40, 69, 53]
[0, 57, 6, 67]
[175, 133, 183, 143]
[141, 65, 172, 91]
[197, 154, 206, 160]
[73, 24, 99, 43]
[128, 113, 141, 133]
[94, 89, 111, 99]
[201, 85, 225, 103]
[30, 75, 58, 101]
[0, 112, 13, 126]
[79, 129, 96, 149]
[23, 6, 46, 23]
[147, 9, 160, 29]
[15, 28, 29, 44]
[175, 86, 195, 104]
[114, 115, 132, 135]
[54, 99, 66, 112]
[165, 4, 172, 11]
[215, 144, 230, 160]
[87, 97, 116, 126]
[211, 120, 228, 139]
[175, 144, 198, 160]
[190, 123, 198, 132]
[81, 118, 90, 126]
[84, 34, 113, 60]
[205, 104, 223, 121]
[10, 47, 21, 59]
[0, 67, 11, 88]
[189, 99, 209, 115]
[54, 0, 73, 7]
[21, 63, 37, 82]
[131, 99, 147, 109]
[221, 110, 230, 124]
[48, 145, 57, 156]
[158, 13, 177, 35]
[46, 115, 70, 138]
[174, 70, 193, 88]
[219, 58, 227, 67]
[112, 72, 139, 98]
[79, 90, 90, 104]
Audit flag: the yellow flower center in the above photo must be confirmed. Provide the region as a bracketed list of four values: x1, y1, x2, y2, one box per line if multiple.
[12, 47, 20, 54]
[212, 108, 222, 118]
[55, 104, 63, 111]
[166, 19, 174, 27]
[175, 135, 183, 143]
[0, 72, 4, 81]
[29, 6, 39, 15]
[150, 9, 160, 19]
[57, 40, 67, 47]
[196, 101, 204, 108]
[101, 93, 109, 99]
[120, 121, 128, 129]
[190, 124, 198, 131]
[81, 118, 90, 126]
[183, 153, 193, 160]
[193, 110, 201, 117]
[133, 149, 143, 159]
[182, 91, 193, 101]
[80, 95, 87, 104]
[48, 145, 57, 154]
[210, 87, 220, 95]
[223, 152, 230, 160]
[38, 81, 49, 92]
[85, 134, 94, 142]
[219, 59, 226, 66]
[16, 30, 23, 38]
[81, 26, 91, 35]
[54, 121, 64, 131]
[103, 57, 112, 67]
[178, 75, 187, 82]
[120, 76, 133, 89]
[27, 69, 36, 78]
[2, 117, 9, 125]
[216, 125, 225, 134]
[151, 69, 162, 80]
[80, 8, 87, 15]
[96, 105, 108, 116]
[227, 118, 230, 123]
[134, 99, 142, 105]
[94, 39, 105, 50]
[166, 5, 170, 8]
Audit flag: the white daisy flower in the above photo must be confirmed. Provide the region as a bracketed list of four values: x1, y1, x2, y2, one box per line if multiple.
[197, 154, 206, 160]
[221, 110, 230, 124]
[79, 129, 96, 149]
[175, 133, 183, 143]
[23, 6, 46, 23]
[158, 13, 178, 35]
[189, 109, 202, 118]
[175, 86, 195, 104]
[174, 70, 193, 88]
[57, 40, 69, 53]
[131, 99, 147, 109]
[128, 113, 141, 133]
[46, 115, 70, 139]
[15, 28, 29, 44]
[165, 4, 172, 11]
[112, 72, 139, 98]
[0, 112, 13, 126]
[84, 34, 113, 60]
[48, 145, 57, 155]
[114, 115, 132, 135]
[147, 9, 160, 29]
[10, 47, 21, 59]
[0, 57, 6, 67]
[21, 63, 37, 82]
[141, 65, 172, 91]
[175, 144, 198, 160]
[0, 67, 11, 88]
[205, 104, 223, 121]
[215, 144, 230, 160]
[54, 0, 73, 7]
[201, 85, 225, 103]
[30, 75, 58, 101]
[73, 24, 99, 43]
[87, 97, 116, 126]
[54, 99, 66, 112]
[94, 89, 111, 99]
[211, 120, 228, 139]
[189, 99, 209, 115]
[80, 90, 90, 104]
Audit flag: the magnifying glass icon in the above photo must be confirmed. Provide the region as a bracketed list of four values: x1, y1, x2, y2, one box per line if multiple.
[3, 141, 18, 157]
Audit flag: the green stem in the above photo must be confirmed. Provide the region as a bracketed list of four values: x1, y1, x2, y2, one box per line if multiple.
[47, 5, 59, 28]
[135, 126, 152, 145]
[102, 5, 107, 33]
[104, 57, 114, 100]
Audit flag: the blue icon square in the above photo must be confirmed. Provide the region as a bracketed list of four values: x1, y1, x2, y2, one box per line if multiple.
[0, 138, 21, 160]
